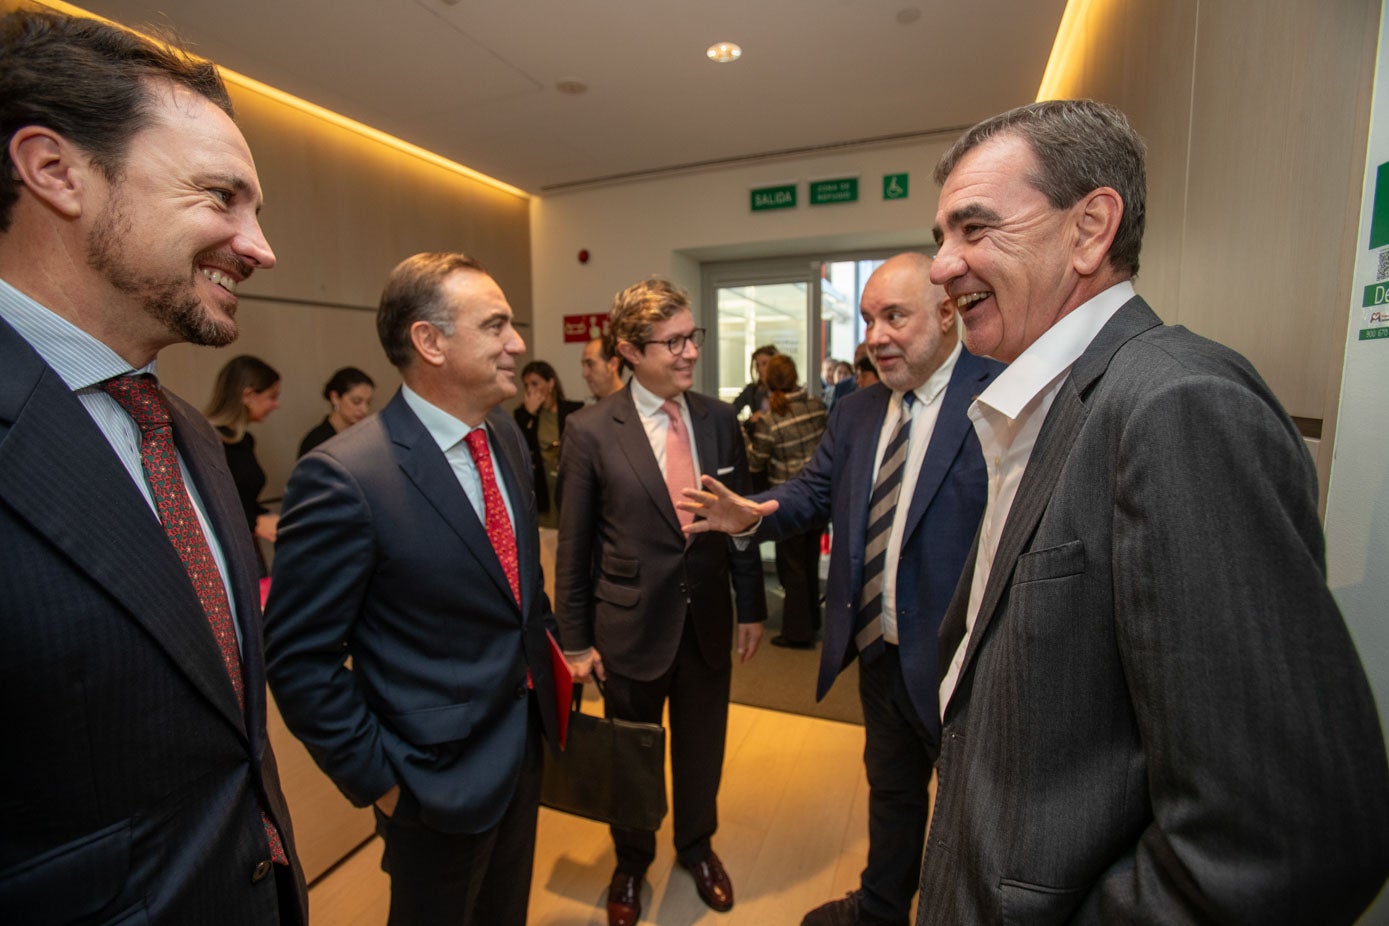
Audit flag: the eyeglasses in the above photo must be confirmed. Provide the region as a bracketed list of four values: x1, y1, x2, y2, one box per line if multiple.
[640, 327, 706, 355]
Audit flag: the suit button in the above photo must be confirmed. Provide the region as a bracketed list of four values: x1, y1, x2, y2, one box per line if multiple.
[252, 859, 273, 882]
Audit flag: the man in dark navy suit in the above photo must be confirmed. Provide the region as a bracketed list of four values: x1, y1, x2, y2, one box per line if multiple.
[266, 252, 560, 926]
[0, 10, 304, 922]
[684, 253, 1002, 926]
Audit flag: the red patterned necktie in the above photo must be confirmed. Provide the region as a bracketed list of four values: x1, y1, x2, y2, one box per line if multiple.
[661, 399, 696, 528]
[463, 427, 521, 606]
[100, 374, 287, 865]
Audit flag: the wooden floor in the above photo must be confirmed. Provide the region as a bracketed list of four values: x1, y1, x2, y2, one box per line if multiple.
[309, 702, 911, 925]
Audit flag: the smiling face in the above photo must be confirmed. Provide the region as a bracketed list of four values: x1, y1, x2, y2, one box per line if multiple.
[860, 254, 958, 393]
[433, 269, 526, 416]
[621, 308, 699, 400]
[930, 132, 1092, 364]
[84, 81, 274, 351]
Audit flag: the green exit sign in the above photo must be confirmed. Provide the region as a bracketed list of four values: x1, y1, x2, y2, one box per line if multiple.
[810, 177, 859, 205]
[751, 184, 797, 212]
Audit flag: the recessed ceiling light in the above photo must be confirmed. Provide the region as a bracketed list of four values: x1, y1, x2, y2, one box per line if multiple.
[706, 42, 743, 64]
[556, 78, 588, 95]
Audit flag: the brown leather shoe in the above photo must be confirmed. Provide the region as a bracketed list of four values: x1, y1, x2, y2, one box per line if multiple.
[681, 851, 734, 912]
[607, 870, 642, 926]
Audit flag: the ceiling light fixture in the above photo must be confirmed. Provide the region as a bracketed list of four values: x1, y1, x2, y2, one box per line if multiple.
[706, 42, 742, 64]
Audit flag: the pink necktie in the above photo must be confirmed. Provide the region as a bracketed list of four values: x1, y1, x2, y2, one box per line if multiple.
[463, 428, 521, 606]
[661, 400, 696, 528]
[100, 374, 287, 865]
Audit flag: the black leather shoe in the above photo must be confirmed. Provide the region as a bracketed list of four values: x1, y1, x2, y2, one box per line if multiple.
[770, 634, 815, 650]
[801, 891, 908, 926]
[680, 851, 734, 912]
[607, 870, 642, 926]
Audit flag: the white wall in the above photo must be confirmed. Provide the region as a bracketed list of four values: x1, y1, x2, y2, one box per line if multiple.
[528, 136, 955, 395]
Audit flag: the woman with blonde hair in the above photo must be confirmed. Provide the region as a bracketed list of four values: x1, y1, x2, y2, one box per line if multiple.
[205, 354, 280, 574]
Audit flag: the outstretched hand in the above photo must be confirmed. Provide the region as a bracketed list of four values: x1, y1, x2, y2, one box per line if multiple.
[679, 474, 779, 536]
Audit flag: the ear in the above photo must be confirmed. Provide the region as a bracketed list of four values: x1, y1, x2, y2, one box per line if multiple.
[408, 320, 447, 368]
[1071, 187, 1123, 276]
[934, 290, 959, 334]
[616, 339, 643, 369]
[9, 126, 91, 219]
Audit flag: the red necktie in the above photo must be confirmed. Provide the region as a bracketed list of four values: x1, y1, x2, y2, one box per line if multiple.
[463, 428, 521, 606]
[101, 375, 287, 865]
[661, 399, 696, 528]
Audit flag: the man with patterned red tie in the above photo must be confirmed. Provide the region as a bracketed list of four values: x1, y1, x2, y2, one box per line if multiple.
[265, 252, 562, 926]
[554, 277, 766, 926]
[0, 10, 305, 922]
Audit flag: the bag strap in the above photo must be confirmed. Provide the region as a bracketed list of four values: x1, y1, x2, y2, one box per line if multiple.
[570, 675, 608, 713]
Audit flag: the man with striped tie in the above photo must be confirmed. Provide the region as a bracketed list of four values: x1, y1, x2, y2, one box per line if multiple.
[683, 253, 1003, 926]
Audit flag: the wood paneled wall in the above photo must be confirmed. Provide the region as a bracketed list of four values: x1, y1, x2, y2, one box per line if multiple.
[1042, 0, 1381, 505]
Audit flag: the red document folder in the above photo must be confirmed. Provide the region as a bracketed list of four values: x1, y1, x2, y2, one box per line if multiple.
[547, 630, 574, 749]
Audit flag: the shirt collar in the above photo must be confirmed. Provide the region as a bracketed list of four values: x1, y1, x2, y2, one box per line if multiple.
[900, 338, 962, 410]
[400, 383, 483, 452]
[973, 281, 1134, 421]
[629, 376, 686, 418]
[0, 276, 155, 388]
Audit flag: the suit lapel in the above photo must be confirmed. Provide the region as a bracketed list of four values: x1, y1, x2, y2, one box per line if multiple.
[0, 331, 247, 735]
[169, 393, 264, 740]
[844, 387, 893, 577]
[951, 298, 1162, 695]
[900, 352, 989, 544]
[612, 387, 683, 538]
[384, 391, 519, 612]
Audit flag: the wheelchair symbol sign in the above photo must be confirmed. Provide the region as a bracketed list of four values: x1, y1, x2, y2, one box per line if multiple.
[883, 173, 909, 200]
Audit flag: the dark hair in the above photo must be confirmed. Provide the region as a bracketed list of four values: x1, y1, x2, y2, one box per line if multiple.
[749, 344, 779, 381]
[855, 356, 878, 376]
[609, 277, 690, 372]
[764, 354, 799, 417]
[521, 359, 568, 404]
[205, 354, 279, 438]
[377, 252, 489, 368]
[322, 366, 374, 401]
[0, 10, 233, 232]
[935, 99, 1147, 277]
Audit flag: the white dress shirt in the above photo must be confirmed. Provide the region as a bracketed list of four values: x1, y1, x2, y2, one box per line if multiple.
[874, 340, 961, 644]
[400, 384, 516, 531]
[938, 281, 1135, 712]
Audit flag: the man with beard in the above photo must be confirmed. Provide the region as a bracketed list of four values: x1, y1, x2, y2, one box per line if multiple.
[0, 11, 305, 923]
[682, 253, 1003, 926]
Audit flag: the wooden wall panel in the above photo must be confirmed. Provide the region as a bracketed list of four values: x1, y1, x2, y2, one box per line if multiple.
[1042, 0, 1379, 505]
[1179, 0, 1376, 420]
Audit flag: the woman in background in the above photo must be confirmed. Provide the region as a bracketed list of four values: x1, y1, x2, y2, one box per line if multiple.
[514, 360, 583, 529]
[206, 354, 281, 576]
[298, 366, 375, 457]
[746, 354, 828, 648]
[731, 343, 778, 420]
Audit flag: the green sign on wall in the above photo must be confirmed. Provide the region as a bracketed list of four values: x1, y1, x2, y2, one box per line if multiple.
[810, 178, 859, 205]
[751, 184, 797, 212]
[883, 173, 909, 200]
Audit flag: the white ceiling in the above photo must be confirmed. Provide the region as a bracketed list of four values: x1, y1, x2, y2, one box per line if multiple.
[73, 0, 1068, 194]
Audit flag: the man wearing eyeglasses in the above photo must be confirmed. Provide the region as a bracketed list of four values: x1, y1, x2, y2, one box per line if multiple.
[555, 277, 766, 926]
